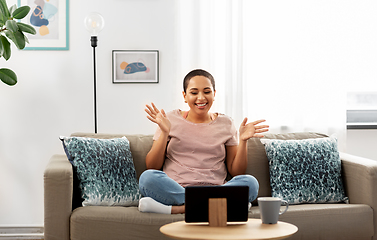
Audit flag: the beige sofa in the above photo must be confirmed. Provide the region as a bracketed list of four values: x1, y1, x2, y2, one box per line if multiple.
[44, 132, 377, 240]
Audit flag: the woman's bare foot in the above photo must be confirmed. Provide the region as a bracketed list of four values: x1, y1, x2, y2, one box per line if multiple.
[171, 205, 185, 214]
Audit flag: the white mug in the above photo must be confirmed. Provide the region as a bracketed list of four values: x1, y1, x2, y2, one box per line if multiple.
[257, 197, 289, 224]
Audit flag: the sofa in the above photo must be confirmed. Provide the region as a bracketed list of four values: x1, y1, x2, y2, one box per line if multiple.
[44, 132, 377, 240]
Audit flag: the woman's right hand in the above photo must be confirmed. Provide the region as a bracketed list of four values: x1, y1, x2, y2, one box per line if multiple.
[145, 103, 171, 134]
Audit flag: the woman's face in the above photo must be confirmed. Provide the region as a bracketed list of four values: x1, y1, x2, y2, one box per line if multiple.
[183, 76, 216, 115]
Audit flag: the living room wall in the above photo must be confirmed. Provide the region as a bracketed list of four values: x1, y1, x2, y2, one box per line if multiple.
[0, 0, 376, 227]
[0, 0, 180, 225]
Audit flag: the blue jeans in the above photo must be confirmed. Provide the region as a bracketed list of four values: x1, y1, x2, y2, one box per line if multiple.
[139, 169, 259, 205]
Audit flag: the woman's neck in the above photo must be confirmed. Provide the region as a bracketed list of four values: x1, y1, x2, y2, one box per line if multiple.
[185, 110, 213, 123]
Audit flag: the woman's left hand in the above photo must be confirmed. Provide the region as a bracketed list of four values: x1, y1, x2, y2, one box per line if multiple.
[239, 118, 269, 141]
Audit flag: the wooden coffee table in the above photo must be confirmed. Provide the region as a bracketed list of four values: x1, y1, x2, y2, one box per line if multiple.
[160, 218, 298, 240]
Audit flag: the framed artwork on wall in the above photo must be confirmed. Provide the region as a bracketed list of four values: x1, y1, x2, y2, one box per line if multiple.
[17, 0, 69, 50]
[112, 50, 159, 84]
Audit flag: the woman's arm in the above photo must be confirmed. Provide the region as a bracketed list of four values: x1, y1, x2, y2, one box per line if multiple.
[226, 143, 247, 176]
[145, 133, 169, 169]
[145, 103, 171, 169]
[226, 118, 269, 176]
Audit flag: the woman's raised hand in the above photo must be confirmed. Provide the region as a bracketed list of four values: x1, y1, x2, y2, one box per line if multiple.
[239, 118, 269, 141]
[145, 103, 171, 134]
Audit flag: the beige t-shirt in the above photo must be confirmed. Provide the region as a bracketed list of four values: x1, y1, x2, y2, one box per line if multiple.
[153, 109, 238, 187]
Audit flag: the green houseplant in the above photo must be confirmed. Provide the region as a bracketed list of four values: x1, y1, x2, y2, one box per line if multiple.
[0, 0, 36, 86]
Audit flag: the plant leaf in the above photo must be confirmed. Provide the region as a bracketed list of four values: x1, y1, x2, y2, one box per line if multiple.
[0, 68, 17, 86]
[0, 35, 11, 60]
[24, 33, 29, 44]
[5, 30, 25, 49]
[5, 19, 18, 32]
[12, 6, 30, 20]
[0, 0, 10, 24]
[9, 4, 16, 15]
[17, 22, 36, 35]
[0, 37, 3, 57]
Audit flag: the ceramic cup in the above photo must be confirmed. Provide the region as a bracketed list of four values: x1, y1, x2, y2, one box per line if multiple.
[257, 197, 289, 224]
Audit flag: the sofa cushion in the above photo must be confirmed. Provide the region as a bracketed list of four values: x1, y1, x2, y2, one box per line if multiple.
[246, 132, 329, 205]
[261, 136, 348, 204]
[70, 133, 153, 179]
[69, 204, 373, 240]
[249, 204, 374, 240]
[71, 206, 184, 240]
[60, 136, 141, 206]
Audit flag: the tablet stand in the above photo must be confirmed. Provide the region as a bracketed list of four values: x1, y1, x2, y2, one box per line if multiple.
[208, 198, 227, 227]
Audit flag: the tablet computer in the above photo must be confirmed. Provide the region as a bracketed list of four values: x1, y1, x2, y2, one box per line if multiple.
[185, 185, 249, 223]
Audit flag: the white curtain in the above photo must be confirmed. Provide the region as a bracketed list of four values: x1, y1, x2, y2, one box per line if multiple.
[177, 0, 247, 126]
[176, 0, 377, 151]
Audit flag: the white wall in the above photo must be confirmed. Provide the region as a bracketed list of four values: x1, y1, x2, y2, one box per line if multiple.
[0, 0, 180, 225]
[346, 130, 377, 160]
[0, 0, 376, 226]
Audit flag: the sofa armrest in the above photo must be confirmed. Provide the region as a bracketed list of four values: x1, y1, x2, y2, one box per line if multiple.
[44, 154, 73, 240]
[340, 152, 377, 240]
[340, 152, 377, 205]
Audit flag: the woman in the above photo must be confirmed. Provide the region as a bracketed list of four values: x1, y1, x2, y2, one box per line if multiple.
[138, 69, 269, 214]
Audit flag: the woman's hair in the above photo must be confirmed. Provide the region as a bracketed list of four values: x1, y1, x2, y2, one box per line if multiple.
[183, 69, 215, 93]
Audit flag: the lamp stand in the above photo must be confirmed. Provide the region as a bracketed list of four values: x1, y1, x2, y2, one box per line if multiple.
[91, 36, 98, 133]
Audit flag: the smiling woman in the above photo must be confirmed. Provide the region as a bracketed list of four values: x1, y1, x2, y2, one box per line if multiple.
[138, 69, 268, 215]
[183, 75, 216, 123]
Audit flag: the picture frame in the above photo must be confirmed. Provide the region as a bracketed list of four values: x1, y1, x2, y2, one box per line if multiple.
[17, 0, 69, 50]
[112, 50, 159, 84]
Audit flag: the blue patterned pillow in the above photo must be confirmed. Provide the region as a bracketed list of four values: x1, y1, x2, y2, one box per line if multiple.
[260, 136, 348, 204]
[60, 136, 141, 206]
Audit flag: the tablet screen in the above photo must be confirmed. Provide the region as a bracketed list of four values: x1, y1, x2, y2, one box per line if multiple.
[185, 185, 249, 223]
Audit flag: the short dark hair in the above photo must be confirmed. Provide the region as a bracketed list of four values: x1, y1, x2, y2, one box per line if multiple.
[183, 69, 215, 93]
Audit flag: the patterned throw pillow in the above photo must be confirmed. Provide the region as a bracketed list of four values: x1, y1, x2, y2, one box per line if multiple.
[260, 136, 348, 204]
[60, 136, 141, 206]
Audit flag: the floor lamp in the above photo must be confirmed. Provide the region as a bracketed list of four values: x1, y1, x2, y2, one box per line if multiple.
[84, 13, 105, 133]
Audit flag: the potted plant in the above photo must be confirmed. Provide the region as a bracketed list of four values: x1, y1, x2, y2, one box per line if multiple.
[0, 0, 36, 86]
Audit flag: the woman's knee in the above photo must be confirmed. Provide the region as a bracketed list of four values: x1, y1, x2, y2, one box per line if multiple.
[228, 174, 259, 202]
[139, 169, 163, 188]
[139, 169, 185, 205]
[246, 175, 259, 201]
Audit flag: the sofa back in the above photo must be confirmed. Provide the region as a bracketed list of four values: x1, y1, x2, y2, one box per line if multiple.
[70, 132, 328, 207]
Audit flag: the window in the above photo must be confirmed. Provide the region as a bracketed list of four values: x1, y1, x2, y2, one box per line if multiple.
[347, 92, 377, 129]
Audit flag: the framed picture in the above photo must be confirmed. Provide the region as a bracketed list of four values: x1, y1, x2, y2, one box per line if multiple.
[17, 0, 69, 50]
[112, 50, 159, 83]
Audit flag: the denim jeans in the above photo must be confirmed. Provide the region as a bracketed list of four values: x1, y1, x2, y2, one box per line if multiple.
[139, 169, 259, 205]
